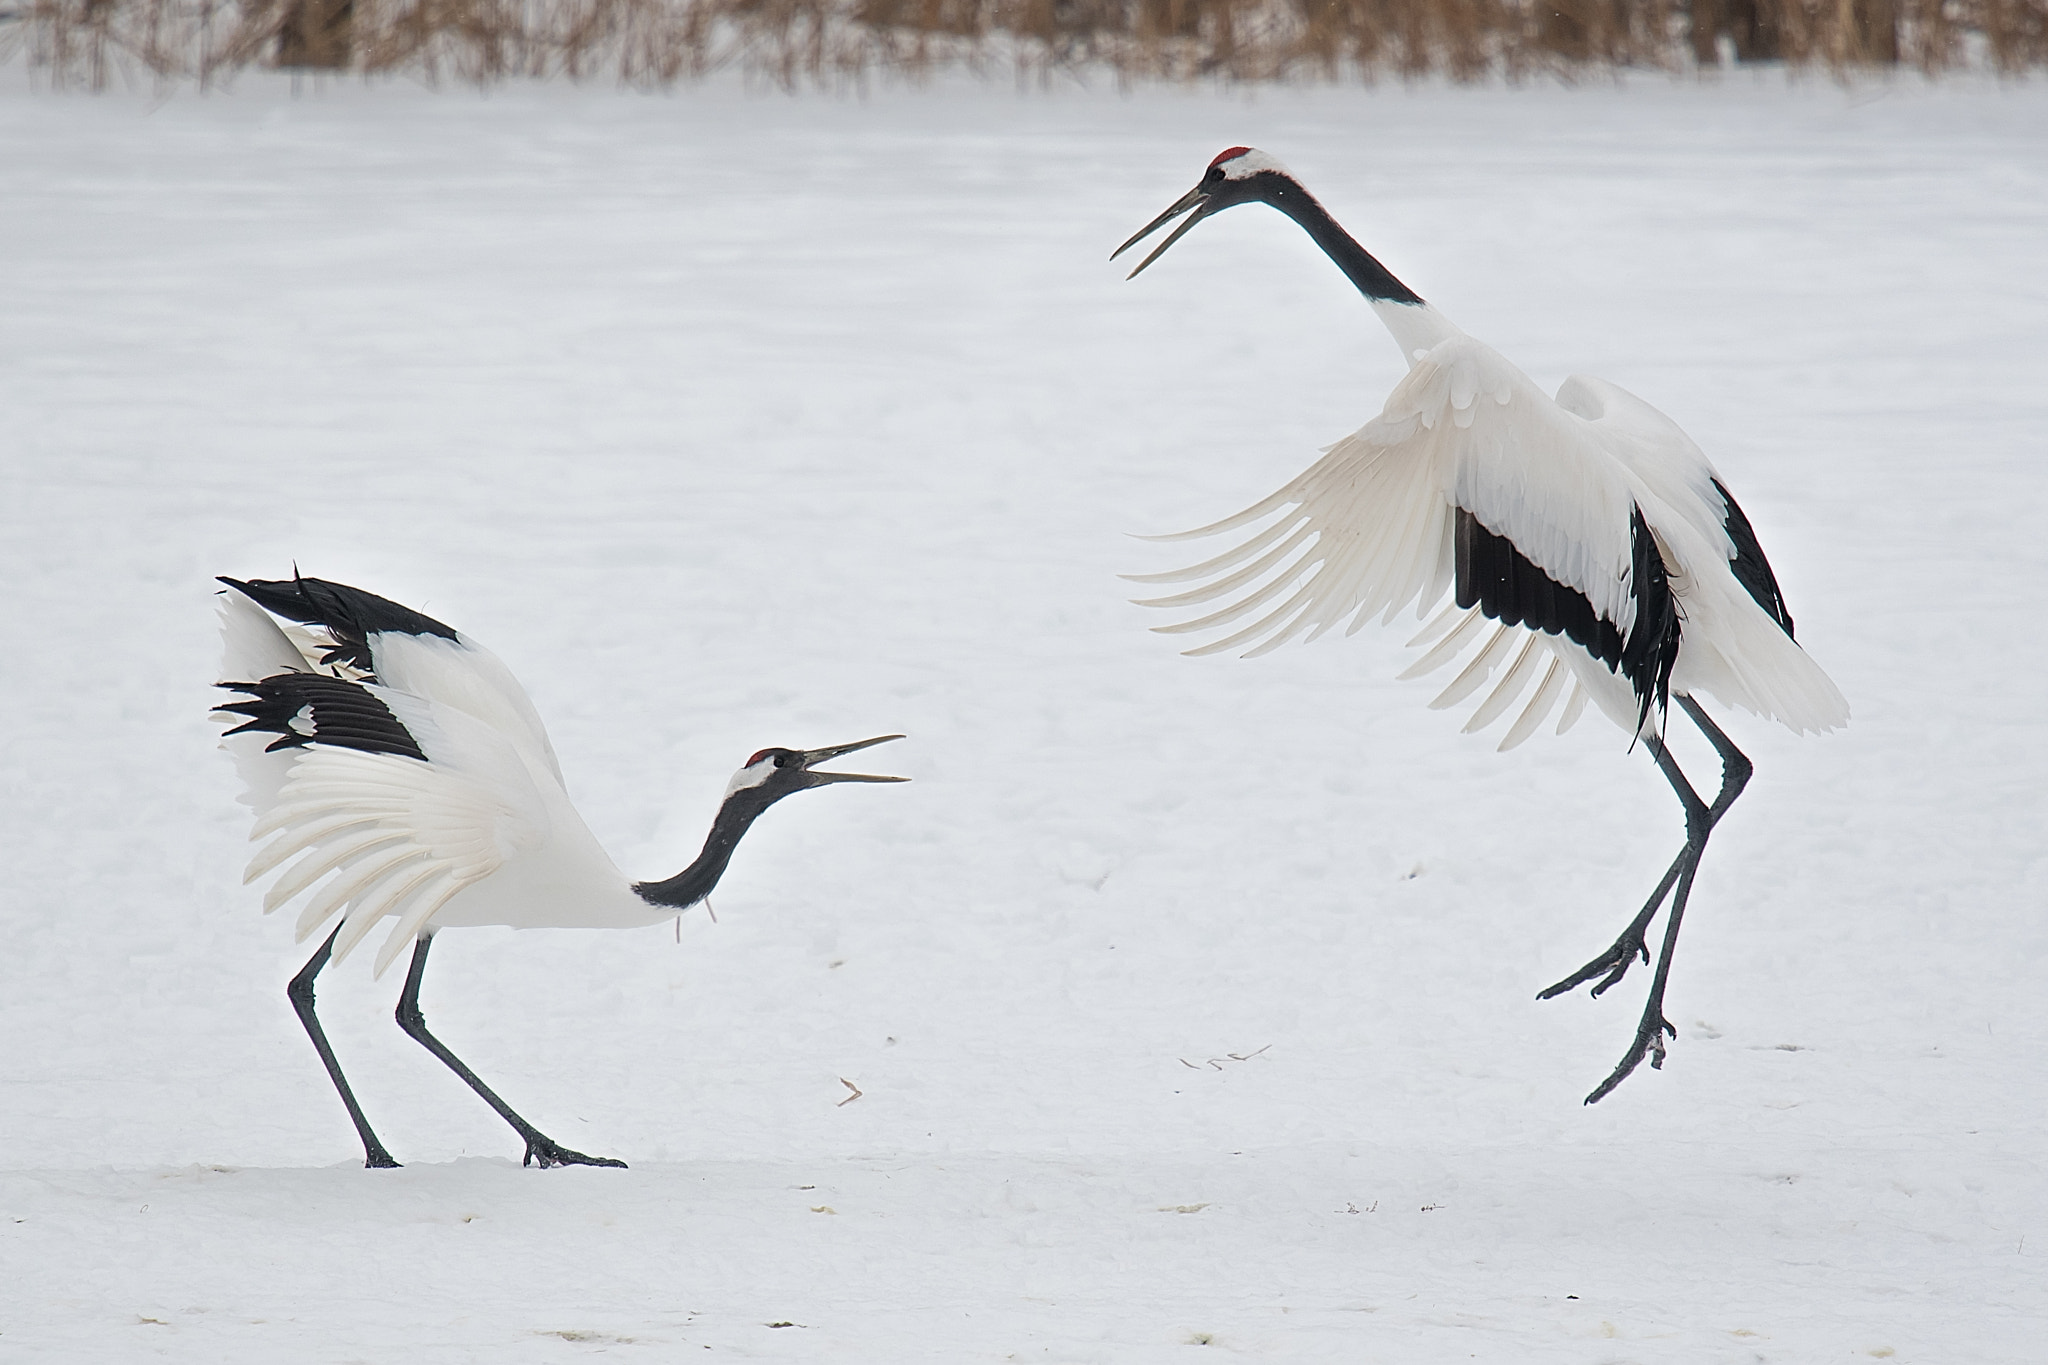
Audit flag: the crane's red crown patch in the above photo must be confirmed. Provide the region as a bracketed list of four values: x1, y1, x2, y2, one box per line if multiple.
[1209, 146, 1254, 169]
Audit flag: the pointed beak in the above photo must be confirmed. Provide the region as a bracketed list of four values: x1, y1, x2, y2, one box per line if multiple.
[1112, 182, 1216, 280]
[799, 734, 908, 785]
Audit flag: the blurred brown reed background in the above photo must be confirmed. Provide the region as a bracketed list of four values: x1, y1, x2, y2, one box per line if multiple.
[7, 0, 2045, 87]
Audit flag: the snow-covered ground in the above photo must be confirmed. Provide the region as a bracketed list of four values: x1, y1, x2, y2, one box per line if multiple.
[2, 64, 2045, 1362]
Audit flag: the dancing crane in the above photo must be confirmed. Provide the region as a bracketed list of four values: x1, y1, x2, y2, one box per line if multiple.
[1114, 148, 1847, 1103]
[214, 574, 905, 1167]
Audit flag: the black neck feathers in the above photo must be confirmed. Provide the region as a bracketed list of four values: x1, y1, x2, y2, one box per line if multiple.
[631, 788, 777, 910]
[1255, 174, 1424, 307]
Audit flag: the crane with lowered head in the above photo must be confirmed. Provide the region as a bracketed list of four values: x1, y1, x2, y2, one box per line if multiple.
[215, 573, 905, 1167]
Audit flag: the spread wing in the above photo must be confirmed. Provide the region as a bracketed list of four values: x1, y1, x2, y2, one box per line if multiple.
[240, 740, 542, 977]
[1129, 334, 1675, 740]
[215, 588, 557, 975]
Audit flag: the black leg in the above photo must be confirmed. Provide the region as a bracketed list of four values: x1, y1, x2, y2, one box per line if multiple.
[1581, 740, 1712, 1105]
[1581, 712, 1753, 1105]
[393, 934, 626, 1169]
[1536, 851, 1686, 1001]
[1540, 697, 1754, 1001]
[1679, 695, 1753, 818]
[288, 927, 400, 1169]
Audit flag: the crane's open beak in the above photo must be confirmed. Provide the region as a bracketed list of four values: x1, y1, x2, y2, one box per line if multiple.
[799, 734, 908, 785]
[1112, 182, 1216, 280]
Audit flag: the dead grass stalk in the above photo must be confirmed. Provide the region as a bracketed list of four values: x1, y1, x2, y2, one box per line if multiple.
[6, 0, 2043, 89]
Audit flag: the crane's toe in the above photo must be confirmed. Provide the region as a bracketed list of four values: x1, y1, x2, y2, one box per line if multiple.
[523, 1138, 628, 1170]
[1539, 847, 1696, 1002]
[1538, 930, 1653, 1001]
[1583, 1011, 1679, 1105]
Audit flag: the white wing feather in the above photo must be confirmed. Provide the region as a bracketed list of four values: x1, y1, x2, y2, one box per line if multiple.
[1433, 342, 1645, 636]
[1133, 328, 1846, 740]
[1395, 605, 1640, 747]
[1645, 500, 1848, 732]
[1556, 374, 1730, 550]
[221, 593, 656, 969]
[1133, 334, 1648, 663]
[217, 595, 326, 811]
[366, 631, 566, 785]
[245, 741, 534, 975]
[1562, 377, 1848, 733]
[222, 586, 567, 788]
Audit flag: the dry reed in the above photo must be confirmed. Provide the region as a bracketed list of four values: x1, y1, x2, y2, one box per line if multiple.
[5, 0, 2044, 88]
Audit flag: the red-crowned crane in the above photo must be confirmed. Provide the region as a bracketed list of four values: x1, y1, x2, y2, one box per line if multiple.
[1114, 148, 1847, 1103]
[215, 574, 905, 1167]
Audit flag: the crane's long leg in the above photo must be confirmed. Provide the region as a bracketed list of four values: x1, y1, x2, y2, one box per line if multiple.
[288, 926, 400, 1169]
[393, 934, 627, 1170]
[1676, 695, 1754, 805]
[1581, 739, 1706, 1104]
[1579, 701, 1755, 1105]
[1538, 696, 1754, 1001]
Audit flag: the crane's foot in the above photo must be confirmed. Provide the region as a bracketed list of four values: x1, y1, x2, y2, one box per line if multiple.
[1583, 1010, 1677, 1106]
[1539, 851, 1692, 1002]
[363, 1147, 401, 1170]
[522, 1137, 627, 1170]
[1537, 927, 1651, 1001]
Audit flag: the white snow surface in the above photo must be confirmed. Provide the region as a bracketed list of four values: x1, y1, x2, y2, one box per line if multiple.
[3, 66, 2045, 1362]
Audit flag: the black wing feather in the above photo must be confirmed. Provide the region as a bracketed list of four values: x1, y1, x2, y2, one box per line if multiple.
[218, 574, 457, 673]
[1454, 505, 1680, 732]
[1618, 506, 1681, 732]
[1712, 480, 1795, 640]
[1456, 508, 1623, 669]
[214, 673, 428, 762]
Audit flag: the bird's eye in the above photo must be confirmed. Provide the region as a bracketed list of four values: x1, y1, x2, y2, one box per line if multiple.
[775, 752, 794, 767]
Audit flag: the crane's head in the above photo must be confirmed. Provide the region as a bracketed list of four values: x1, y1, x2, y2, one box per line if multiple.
[633, 735, 907, 909]
[722, 734, 907, 808]
[1113, 147, 1299, 279]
